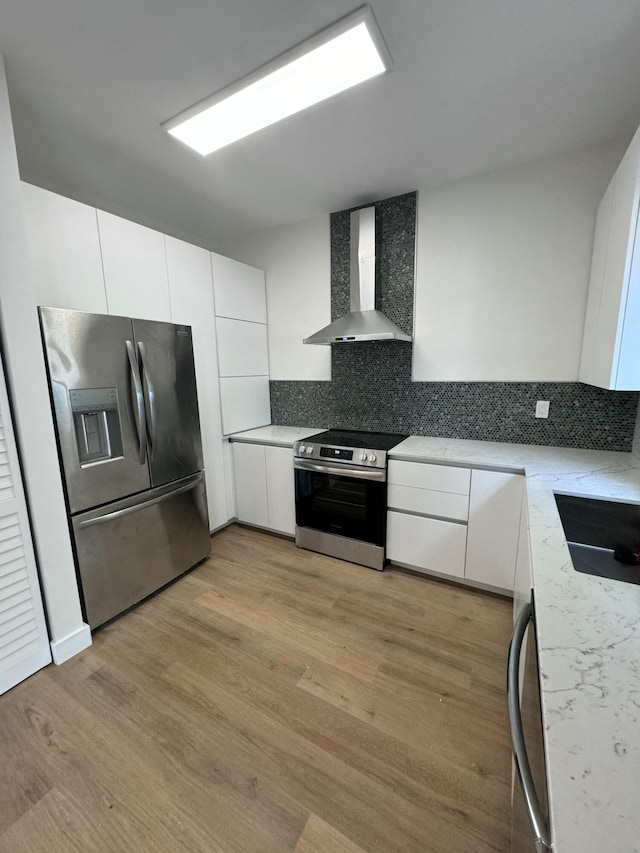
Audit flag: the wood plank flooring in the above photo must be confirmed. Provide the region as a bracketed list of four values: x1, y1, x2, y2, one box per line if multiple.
[0, 524, 514, 853]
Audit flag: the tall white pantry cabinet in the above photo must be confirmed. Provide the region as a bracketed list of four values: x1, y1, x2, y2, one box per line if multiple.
[20, 181, 271, 534]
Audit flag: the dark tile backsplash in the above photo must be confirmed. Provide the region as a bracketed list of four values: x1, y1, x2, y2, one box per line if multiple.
[270, 191, 639, 452]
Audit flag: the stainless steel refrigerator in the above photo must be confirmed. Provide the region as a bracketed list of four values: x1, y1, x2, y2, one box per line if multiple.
[39, 307, 211, 629]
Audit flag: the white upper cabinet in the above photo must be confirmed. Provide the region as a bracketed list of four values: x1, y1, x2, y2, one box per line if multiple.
[212, 251, 270, 435]
[211, 253, 267, 323]
[579, 124, 640, 389]
[97, 211, 171, 322]
[216, 317, 269, 377]
[219, 377, 271, 435]
[165, 236, 228, 531]
[21, 183, 107, 313]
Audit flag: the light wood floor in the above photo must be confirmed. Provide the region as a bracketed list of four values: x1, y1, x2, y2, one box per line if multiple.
[0, 525, 513, 853]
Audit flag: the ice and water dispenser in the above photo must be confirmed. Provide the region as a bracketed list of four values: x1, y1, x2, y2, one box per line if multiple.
[70, 388, 124, 465]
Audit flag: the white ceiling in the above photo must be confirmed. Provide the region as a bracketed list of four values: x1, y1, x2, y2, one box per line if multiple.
[2, 0, 640, 250]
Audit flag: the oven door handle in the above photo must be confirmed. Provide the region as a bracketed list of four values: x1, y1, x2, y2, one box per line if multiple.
[507, 602, 553, 852]
[294, 459, 386, 482]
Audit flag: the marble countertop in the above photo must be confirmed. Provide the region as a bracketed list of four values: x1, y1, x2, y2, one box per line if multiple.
[391, 436, 640, 853]
[228, 425, 320, 447]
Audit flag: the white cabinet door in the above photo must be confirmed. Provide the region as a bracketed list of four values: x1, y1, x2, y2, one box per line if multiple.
[579, 179, 614, 387]
[265, 445, 295, 535]
[579, 124, 640, 389]
[387, 510, 467, 578]
[216, 317, 269, 377]
[21, 183, 107, 313]
[0, 356, 51, 694]
[465, 470, 524, 590]
[165, 236, 229, 531]
[614, 211, 640, 388]
[98, 211, 171, 321]
[212, 252, 270, 434]
[211, 253, 267, 323]
[233, 443, 268, 528]
[219, 377, 271, 436]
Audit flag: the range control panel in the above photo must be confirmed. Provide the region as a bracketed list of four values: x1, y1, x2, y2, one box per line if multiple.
[293, 441, 387, 469]
[320, 447, 353, 461]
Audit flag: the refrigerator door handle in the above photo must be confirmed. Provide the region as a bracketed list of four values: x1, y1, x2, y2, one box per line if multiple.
[137, 341, 157, 459]
[508, 603, 553, 852]
[125, 340, 147, 465]
[78, 472, 204, 529]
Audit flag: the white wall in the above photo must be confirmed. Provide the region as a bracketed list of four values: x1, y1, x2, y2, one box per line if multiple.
[0, 54, 90, 656]
[413, 141, 623, 381]
[228, 141, 623, 383]
[227, 216, 332, 381]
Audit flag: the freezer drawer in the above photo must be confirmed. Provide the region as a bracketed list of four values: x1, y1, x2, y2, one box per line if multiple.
[72, 472, 210, 628]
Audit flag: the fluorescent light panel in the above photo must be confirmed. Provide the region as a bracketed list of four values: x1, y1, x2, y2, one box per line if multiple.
[165, 6, 391, 156]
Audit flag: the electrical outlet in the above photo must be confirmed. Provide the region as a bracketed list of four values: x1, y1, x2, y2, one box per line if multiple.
[535, 400, 550, 419]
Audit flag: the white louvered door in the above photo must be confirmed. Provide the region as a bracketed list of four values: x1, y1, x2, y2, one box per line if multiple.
[0, 356, 51, 694]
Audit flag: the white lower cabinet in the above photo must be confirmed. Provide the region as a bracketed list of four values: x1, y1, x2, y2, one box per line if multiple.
[265, 446, 296, 536]
[387, 510, 467, 578]
[465, 470, 524, 589]
[233, 442, 295, 536]
[387, 460, 524, 593]
[233, 443, 268, 528]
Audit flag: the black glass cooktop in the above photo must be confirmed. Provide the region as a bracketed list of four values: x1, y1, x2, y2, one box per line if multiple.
[304, 429, 409, 451]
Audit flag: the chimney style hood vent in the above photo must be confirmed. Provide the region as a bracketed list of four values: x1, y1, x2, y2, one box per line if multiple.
[304, 207, 412, 345]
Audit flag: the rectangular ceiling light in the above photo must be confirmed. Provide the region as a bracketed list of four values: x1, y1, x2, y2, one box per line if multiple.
[163, 5, 392, 156]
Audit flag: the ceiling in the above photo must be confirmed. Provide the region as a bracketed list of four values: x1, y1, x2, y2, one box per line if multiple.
[2, 0, 640, 250]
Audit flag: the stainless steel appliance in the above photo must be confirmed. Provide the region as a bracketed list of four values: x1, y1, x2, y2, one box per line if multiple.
[508, 597, 553, 852]
[303, 207, 413, 345]
[39, 307, 211, 629]
[293, 429, 408, 570]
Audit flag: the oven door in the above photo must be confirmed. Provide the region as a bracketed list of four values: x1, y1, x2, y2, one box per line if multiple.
[294, 459, 387, 546]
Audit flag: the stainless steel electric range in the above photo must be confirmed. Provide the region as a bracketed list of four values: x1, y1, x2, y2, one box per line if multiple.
[293, 429, 409, 571]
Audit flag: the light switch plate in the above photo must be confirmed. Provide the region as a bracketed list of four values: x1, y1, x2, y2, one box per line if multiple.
[535, 400, 550, 418]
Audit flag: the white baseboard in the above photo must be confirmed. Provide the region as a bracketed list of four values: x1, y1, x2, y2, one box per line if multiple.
[50, 622, 92, 665]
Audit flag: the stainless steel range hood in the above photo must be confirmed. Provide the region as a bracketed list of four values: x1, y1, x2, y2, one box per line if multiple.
[303, 207, 412, 345]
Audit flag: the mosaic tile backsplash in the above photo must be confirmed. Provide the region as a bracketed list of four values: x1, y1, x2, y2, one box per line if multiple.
[270, 191, 639, 452]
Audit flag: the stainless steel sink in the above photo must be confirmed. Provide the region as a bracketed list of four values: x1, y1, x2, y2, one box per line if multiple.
[554, 493, 640, 586]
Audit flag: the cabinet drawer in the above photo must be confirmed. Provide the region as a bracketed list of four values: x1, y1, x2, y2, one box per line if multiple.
[388, 460, 470, 495]
[386, 510, 467, 578]
[387, 483, 469, 521]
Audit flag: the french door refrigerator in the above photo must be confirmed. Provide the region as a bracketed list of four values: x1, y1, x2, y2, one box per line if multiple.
[39, 307, 211, 629]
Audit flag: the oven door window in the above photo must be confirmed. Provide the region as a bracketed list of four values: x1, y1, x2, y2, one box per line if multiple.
[295, 468, 386, 547]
